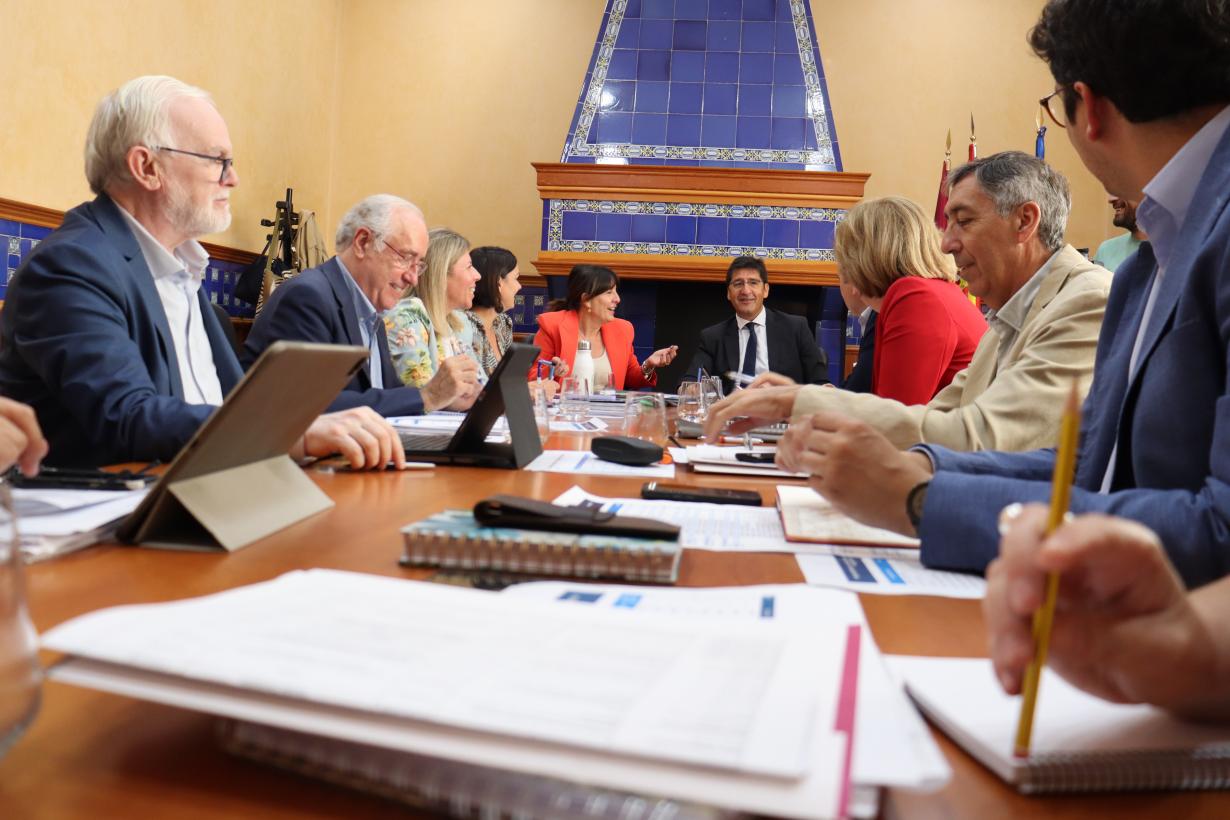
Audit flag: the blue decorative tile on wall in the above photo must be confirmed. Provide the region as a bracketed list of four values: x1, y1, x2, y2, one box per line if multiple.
[550, 198, 843, 261]
[0, 214, 254, 313]
[562, 0, 842, 170]
[632, 113, 668, 143]
[640, 18, 673, 49]
[670, 51, 706, 81]
[703, 82, 737, 114]
[636, 81, 669, 112]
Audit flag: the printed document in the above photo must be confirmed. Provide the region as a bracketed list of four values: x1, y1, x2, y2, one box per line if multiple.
[43, 569, 835, 778]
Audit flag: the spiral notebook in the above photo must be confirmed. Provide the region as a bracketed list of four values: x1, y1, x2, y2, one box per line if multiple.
[889, 655, 1230, 794]
[400, 510, 682, 583]
[218, 718, 739, 820]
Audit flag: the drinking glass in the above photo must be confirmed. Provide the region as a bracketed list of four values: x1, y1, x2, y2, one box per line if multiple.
[624, 393, 668, 447]
[558, 375, 588, 422]
[528, 380, 552, 442]
[0, 482, 40, 760]
[677, 379, 705, 424]
[700, 376, 724, 413]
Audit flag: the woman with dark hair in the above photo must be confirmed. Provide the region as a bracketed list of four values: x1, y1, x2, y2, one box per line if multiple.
[531, 264, 677, 390]
[463, 246, 520, 376]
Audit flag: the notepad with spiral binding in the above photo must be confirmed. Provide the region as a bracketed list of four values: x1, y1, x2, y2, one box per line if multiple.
[400, 510, 682, 583]
[218, 719, 740, 820]
[890, 656, 1230, 794]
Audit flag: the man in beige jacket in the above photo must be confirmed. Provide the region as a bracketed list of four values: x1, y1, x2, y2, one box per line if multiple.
[706, 151, 1111, 453]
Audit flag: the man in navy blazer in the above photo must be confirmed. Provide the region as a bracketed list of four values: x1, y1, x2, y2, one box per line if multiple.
[768, 0, 1230, 588]
[242, 195, 478, 416]
[686, 256, 827, 393]
[0, 75, 401, 468]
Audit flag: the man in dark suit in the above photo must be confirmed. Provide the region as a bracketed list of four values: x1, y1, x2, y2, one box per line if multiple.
[0, 75, 401, 469]
[687, 256, 827, 393]
[836, 277, 875, 393]
[242, 195, 478, 415]
[770, 0, 1230, 587]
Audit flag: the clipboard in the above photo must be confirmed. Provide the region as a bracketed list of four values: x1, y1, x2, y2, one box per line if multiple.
[117, 341, 368, 552]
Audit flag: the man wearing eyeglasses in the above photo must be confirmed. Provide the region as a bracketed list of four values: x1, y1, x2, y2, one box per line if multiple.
[0, 75, 403, 469]
[758, 0, 1230, 589]
[241, 195, 480, 414]
[686, 256, 828, 395]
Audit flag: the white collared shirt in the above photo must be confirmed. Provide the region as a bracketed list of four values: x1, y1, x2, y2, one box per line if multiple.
[858, 305, 873, 334]
[116, 206, 223, 405]
[335, 256, 385, 390]
[735, 307, 769, 376]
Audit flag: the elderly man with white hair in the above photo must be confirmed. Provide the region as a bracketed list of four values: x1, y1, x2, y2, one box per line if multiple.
[0, 75, 402, 469]
[242, 195, 480, 414]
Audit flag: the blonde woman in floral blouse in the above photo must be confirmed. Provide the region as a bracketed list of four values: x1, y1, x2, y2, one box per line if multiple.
[386, 228, 484, 387]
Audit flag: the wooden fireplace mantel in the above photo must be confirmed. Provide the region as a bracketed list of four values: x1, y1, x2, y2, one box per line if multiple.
[530, 163, 867, 287]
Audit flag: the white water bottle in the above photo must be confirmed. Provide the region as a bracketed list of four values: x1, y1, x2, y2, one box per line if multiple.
[573, 340, 595, 395]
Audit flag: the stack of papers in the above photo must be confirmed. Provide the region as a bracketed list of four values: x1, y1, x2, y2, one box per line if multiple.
[673, 444, 807, 479]
[554, 487, 988, 599]
[14, 487, 148, 563]
[44, 569, 860, 819]
[504, 581, 952, 812]
[526, 450, 674, 478]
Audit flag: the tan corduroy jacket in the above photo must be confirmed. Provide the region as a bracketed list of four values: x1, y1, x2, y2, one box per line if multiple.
[792, 245, 1112, 452]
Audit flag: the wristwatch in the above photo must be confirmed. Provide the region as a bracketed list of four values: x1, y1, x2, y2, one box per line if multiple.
[641, 362, 655, 379]
[906, 480, 930, 529]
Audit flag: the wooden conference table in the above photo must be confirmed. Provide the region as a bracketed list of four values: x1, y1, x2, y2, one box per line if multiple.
[1, 434, 1225, 819]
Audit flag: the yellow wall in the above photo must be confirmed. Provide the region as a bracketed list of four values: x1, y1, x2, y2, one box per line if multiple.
[0, 0, 1116, 264]
[818, 0, 1113, 251]
[0, 0, 342, 252]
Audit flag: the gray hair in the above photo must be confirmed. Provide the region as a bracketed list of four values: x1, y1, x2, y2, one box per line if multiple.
[948, 151, 1071, 251]
[335, 194, 424, 249]
[84, 75, 213, 195]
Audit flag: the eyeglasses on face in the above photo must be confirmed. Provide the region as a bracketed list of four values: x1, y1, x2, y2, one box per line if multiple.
[729, 278, 765, 290]
[151, 146, 235, 183]
[380, 238, 425, 274]
[1038, 86, 1072, 129]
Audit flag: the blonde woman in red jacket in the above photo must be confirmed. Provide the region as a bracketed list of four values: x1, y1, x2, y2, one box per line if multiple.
[836, 196, 987, 404]
[531, 265, 677, 390]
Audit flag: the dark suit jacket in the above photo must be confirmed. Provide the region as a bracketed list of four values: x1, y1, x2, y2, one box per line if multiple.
[241, 258, 423, 416]
[842, 310, 876, 393]
[687, 307, 828, 393]
[0, 194, 243, 466]
[916, 120, 1230, 587]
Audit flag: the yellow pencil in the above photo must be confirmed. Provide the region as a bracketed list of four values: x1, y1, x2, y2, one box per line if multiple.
[1013, 380, 1081, 758]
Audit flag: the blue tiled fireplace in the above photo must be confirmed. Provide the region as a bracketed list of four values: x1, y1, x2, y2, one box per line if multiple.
[532, 0, 867, 389]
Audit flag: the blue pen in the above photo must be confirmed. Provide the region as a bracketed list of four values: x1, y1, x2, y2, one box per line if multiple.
[549, 362, 556, 381]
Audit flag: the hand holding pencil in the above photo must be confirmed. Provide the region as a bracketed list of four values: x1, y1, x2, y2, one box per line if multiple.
[985, 385, 1230, 725]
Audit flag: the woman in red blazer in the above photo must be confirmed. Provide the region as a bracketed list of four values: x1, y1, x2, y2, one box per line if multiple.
[835, 196, 987, 405]
[531, 265, 678, 390]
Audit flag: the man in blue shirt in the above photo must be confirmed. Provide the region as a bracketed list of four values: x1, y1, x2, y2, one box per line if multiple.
[766, 0, 1230, 588]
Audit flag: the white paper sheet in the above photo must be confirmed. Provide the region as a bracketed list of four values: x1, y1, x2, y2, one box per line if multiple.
[526, 450, 674, 478]
[553, 486, 787, 550]
[683, 444, 808, 479]
[12, 487, 148, 562]
[796, 550, 986, 599]
[503, 582, 951, 793]
[43, 569, 839, 779]
[888, 655, 1230, 790]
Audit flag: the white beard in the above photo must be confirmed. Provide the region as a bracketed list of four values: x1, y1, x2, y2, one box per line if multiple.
[166, 175, 231, 238]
